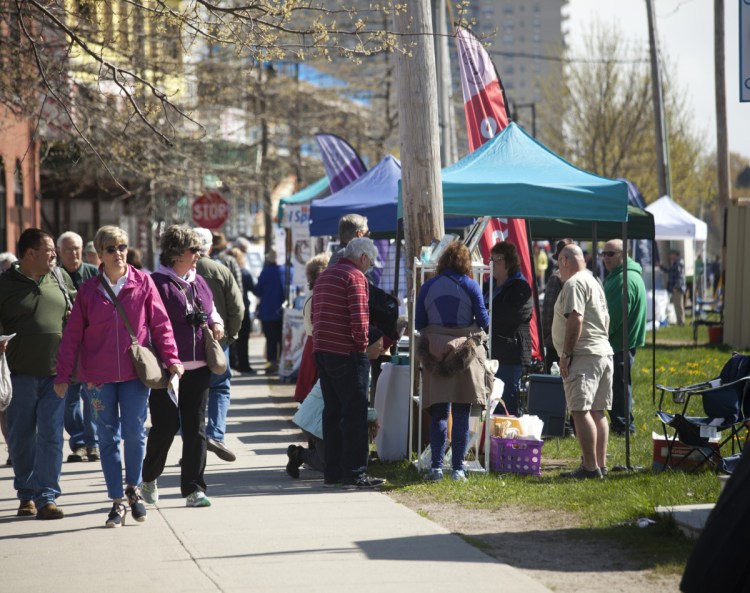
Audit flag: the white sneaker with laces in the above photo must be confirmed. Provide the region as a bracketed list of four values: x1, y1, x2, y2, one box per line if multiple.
[140, 480, 158, 504]
[186, 491, 212, 507]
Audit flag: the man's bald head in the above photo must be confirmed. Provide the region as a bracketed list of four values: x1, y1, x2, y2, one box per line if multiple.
[602, 239, 624, 272]
[559, 244, 586, 280]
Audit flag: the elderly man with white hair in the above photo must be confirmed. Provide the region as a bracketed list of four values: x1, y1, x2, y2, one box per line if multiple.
[56, 231, 100, 463]
[311, 237, 385, 489]
[552, 244, 614, 479]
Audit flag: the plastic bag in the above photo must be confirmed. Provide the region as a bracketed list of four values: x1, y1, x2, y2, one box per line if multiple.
[0, 353, 11, 412]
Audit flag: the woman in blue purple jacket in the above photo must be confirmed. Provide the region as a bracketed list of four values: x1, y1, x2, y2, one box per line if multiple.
[141, 226, 224, 508]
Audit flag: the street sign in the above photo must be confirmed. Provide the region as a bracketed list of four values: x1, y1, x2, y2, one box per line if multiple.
[192, 192, 229, 229]
[742, 0, 750, 102]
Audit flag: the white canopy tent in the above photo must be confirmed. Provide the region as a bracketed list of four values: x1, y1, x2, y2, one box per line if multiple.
[646, 195, 708, 241]
[646, 195, 709, 319]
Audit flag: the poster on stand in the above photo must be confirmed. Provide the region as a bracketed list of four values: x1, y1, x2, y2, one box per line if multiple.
[285, 204, 311, 288]
[279, 307, 306, 381]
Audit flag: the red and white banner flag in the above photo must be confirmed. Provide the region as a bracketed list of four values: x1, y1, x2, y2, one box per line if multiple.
[456, 26, 541, 361]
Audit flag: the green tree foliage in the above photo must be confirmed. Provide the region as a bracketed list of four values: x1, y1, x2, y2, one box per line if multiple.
[539, 25, 716, 219]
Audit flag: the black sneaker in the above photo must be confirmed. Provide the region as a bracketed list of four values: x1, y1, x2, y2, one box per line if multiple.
[600, 466, 609, 477]
[106, 502, 127, 528]
[125, 486, 147, 522]
[285, 445, 303, 479]
[341, 474, 386, 489]
[560, 465, 603, 480]
[67, 446, 87, 462]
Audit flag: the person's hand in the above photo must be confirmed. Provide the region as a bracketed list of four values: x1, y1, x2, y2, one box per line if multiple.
[0, 341, 7, 355]
[366, 338, 385, 360]
[168, 363, 184, 378]
[211, 324, 224, 342]
[559, 356, 570, 380]
[53, 383, 68, 398]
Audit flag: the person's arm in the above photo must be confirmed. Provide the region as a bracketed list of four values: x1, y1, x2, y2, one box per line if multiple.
[145, 278, 183, 373]
[467, 277, 489, 329]
[559, 311, 583, 379]
[223, 269, 244, 343]
[348, 273, 369, 352]
[54, 284, 87, 388]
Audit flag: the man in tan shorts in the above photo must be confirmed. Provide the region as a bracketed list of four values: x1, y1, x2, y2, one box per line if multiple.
[552, 244, 614, 479]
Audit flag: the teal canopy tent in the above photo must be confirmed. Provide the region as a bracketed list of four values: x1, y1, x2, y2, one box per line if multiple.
[277, 176, 330, 224]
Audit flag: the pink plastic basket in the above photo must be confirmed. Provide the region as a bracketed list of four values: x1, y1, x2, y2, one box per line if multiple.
[490, 436, 544, 476]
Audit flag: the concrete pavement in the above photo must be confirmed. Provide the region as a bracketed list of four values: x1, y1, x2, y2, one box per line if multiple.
[0, 344, 551, 593]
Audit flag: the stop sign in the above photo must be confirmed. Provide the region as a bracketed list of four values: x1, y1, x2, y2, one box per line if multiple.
[192, 192, 229, 229]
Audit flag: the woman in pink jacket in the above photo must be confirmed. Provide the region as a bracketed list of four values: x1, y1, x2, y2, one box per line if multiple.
[55, 226, 183, 528]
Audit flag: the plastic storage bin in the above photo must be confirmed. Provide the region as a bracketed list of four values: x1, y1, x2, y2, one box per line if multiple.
[490, 436, 544, 476]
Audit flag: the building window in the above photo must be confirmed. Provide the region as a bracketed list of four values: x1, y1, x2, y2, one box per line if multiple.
[14, 161, 23, 208]
[503, 34, 514, 44]
[504, 65, 514, 75]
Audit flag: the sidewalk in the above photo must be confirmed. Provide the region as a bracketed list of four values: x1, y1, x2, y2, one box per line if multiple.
[0, 341, 551, 593]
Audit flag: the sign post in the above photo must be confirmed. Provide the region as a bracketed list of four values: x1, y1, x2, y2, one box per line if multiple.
[192, 192, 229, 229]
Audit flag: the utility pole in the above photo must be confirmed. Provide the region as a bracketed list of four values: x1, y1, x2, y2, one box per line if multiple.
[433, 0, 456, 166]
[645, 0, 672, 198]
[714, 0, 731, 212]
[394, 0, 445, 269]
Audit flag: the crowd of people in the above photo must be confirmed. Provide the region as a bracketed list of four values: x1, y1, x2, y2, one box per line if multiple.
[0, 225, 280, 526]
[0, 217, 694, 529]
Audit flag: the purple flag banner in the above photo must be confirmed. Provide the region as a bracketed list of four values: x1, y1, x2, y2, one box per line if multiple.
[314, 133, 367, 193]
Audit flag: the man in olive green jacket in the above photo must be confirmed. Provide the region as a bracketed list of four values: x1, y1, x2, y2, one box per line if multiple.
[602, 239, 647, 436]
[0, 229, 75, 520]
[195, 228, 244, 462]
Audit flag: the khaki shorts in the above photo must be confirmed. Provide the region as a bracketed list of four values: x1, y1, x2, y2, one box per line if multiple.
[562, 354, 613, 412]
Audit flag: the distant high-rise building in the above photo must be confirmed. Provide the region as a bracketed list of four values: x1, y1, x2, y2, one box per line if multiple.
[462, 0, 567, 142]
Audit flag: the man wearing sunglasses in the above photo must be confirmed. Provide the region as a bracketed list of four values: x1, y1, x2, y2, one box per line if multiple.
[56, 231, 99, 463]
[602, 239, 647, 437]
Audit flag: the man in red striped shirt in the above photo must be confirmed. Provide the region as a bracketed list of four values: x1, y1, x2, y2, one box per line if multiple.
[312, 237, 385, 489]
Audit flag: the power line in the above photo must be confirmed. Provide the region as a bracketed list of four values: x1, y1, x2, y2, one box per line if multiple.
[486, 48, 649, 65]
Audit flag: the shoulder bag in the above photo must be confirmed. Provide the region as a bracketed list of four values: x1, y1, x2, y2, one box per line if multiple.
[99, 275, 169, 389]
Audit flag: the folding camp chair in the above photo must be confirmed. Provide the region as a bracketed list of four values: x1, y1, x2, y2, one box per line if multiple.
[692, 286, 723, 342]
[656, 352, 750, 472]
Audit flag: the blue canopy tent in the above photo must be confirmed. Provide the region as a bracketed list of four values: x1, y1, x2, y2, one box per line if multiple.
[309, 155, 402, 237]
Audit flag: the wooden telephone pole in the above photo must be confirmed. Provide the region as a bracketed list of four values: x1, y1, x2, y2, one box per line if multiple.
[394, 0, 445, 269]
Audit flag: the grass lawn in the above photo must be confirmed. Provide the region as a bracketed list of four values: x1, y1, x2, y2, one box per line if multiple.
[372, 324, 742, 573]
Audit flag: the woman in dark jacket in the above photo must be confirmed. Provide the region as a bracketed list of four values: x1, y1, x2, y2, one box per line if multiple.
[487, 241, 532, 416]
[141, 225, 225, 509]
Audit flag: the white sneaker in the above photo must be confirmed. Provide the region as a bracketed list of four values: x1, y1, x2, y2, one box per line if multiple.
[186, 491, 211, 507]
[450, 469, 468, 482]
[140, 480, 158, 504]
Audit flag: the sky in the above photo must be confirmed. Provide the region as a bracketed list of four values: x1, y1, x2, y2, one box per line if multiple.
[565, 0, 750, 159]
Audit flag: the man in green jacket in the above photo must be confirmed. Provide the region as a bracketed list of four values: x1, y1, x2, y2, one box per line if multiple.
[0, 228, 75, 519]
[194, 228, 244, 463]
[602, 239, 647, 436]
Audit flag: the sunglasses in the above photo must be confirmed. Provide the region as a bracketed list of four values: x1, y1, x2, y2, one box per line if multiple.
[105, 244, 128, 254]
[602, 251, 622, 257]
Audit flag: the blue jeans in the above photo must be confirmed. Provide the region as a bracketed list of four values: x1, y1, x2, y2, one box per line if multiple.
[89, 379, 150, 500]
[64, 382, 98, 449]
[315, 352, 370, 483]
[609, 349, 636, 434]
[429, 402, 471, 471]
[495, 364, 524, 416]
[6, 375, 64, 507]
[207, 347, 231, 442]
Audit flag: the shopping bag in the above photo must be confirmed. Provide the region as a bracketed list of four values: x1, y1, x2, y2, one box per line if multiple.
[0, 353, 11, 412]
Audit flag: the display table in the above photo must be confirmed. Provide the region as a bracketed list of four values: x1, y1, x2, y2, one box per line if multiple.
[374, 363, 411, 461]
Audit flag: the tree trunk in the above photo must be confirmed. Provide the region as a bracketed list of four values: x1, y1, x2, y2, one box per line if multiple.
[394, 0, 445, 274]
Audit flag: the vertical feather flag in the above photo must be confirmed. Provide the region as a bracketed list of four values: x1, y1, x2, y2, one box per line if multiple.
[314, 133, 367, 193]
[456, 26, 541, 361]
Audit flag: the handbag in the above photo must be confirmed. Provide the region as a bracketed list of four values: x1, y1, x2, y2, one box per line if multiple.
[202, 324, 227, 375]
[0, 353, 12, 412]
[98, 276, 169, 389]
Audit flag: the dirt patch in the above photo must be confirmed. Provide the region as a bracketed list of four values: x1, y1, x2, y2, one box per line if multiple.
[389, 494, 682, 593]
